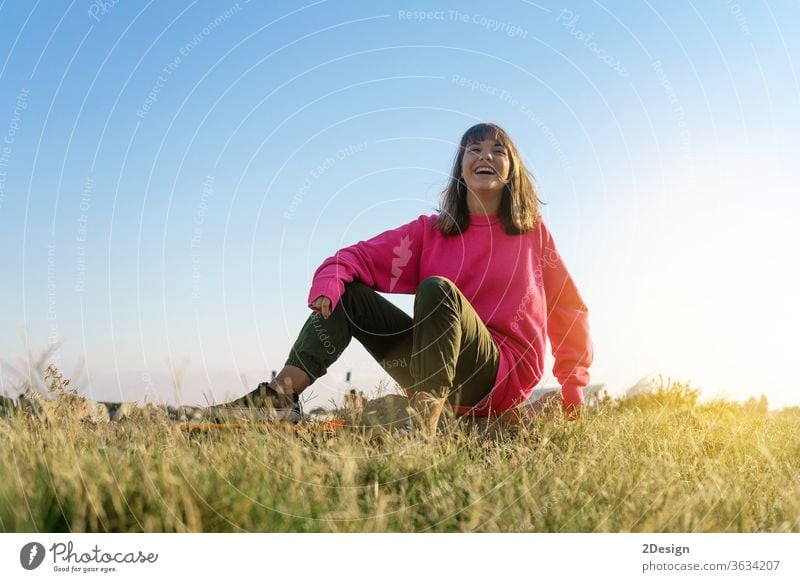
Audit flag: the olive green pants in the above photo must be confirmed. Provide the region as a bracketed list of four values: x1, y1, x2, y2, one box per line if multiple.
[285, 277, 500, 407]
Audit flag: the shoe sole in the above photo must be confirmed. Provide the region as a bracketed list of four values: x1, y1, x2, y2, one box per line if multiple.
[203, 406, 301, 424]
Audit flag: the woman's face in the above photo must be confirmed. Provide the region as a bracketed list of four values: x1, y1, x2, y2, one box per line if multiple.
[460, 138, 511, 197]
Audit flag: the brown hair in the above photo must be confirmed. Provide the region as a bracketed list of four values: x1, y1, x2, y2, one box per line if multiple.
[436, 123, 544, 235]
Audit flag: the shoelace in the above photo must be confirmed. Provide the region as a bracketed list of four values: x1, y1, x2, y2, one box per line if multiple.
[257, 382, 303, 417]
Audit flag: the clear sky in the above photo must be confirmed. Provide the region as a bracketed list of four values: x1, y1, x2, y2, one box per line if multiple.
[1, 0, 798, 409]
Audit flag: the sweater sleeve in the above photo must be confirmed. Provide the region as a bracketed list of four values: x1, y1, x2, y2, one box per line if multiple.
[539, 220, 594, 409]
[307, 214, 427, 312]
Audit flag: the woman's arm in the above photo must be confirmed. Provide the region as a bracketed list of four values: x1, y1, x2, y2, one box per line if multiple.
[539, 220, 594, 415]
[307, 214, 427, 313]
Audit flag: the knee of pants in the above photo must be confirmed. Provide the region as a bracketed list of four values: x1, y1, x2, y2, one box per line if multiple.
[339, 280, 370, 306]
[415, 276, 458, 311]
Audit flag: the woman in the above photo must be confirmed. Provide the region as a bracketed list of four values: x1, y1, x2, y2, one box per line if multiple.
[226, 122, 593, 431]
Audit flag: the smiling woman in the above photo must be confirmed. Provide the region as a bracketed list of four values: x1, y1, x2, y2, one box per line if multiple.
[218, 122, 593, 430]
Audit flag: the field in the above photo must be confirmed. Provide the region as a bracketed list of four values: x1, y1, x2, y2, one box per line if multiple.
[1, 368, 798, 533]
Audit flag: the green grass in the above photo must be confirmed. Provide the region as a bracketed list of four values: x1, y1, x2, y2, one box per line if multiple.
[1, 372, 798, 532]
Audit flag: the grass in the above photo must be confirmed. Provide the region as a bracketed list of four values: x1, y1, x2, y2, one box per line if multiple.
[0, 367, 798, 532]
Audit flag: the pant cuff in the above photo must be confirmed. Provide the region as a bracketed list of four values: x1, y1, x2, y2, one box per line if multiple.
[285, 351, 324, 383]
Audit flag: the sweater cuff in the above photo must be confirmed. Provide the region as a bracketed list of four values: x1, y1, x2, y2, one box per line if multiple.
[308, 277, 344, 312]
[561, 383, 585, 409]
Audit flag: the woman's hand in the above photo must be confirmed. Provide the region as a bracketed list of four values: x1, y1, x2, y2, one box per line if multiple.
[310, 295, 332, 319]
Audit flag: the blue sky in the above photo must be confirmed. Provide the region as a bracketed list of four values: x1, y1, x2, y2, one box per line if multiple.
[1, 0, 798, 409]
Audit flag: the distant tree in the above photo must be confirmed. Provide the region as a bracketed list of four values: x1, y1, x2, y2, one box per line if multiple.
[745, 394, 769, 414]
[758, 394, 769, 414]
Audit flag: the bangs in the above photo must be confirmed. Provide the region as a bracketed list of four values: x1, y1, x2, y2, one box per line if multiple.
[461, 123, 508, 148]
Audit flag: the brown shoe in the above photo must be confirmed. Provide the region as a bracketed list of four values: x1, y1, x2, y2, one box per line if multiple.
[207, 382, 302, 423]
[361, 394, 414, 432]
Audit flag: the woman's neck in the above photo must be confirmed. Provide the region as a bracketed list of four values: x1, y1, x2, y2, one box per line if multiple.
[466, 190, 502, 215]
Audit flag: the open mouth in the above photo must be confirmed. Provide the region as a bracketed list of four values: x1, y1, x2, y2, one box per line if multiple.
[474, 166, 496, 175]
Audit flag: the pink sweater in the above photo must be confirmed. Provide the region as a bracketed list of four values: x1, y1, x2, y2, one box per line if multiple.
[307, 212, 593, 415]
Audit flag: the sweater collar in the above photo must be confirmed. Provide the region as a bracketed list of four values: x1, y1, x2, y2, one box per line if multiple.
[468, 212, 500, 227]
